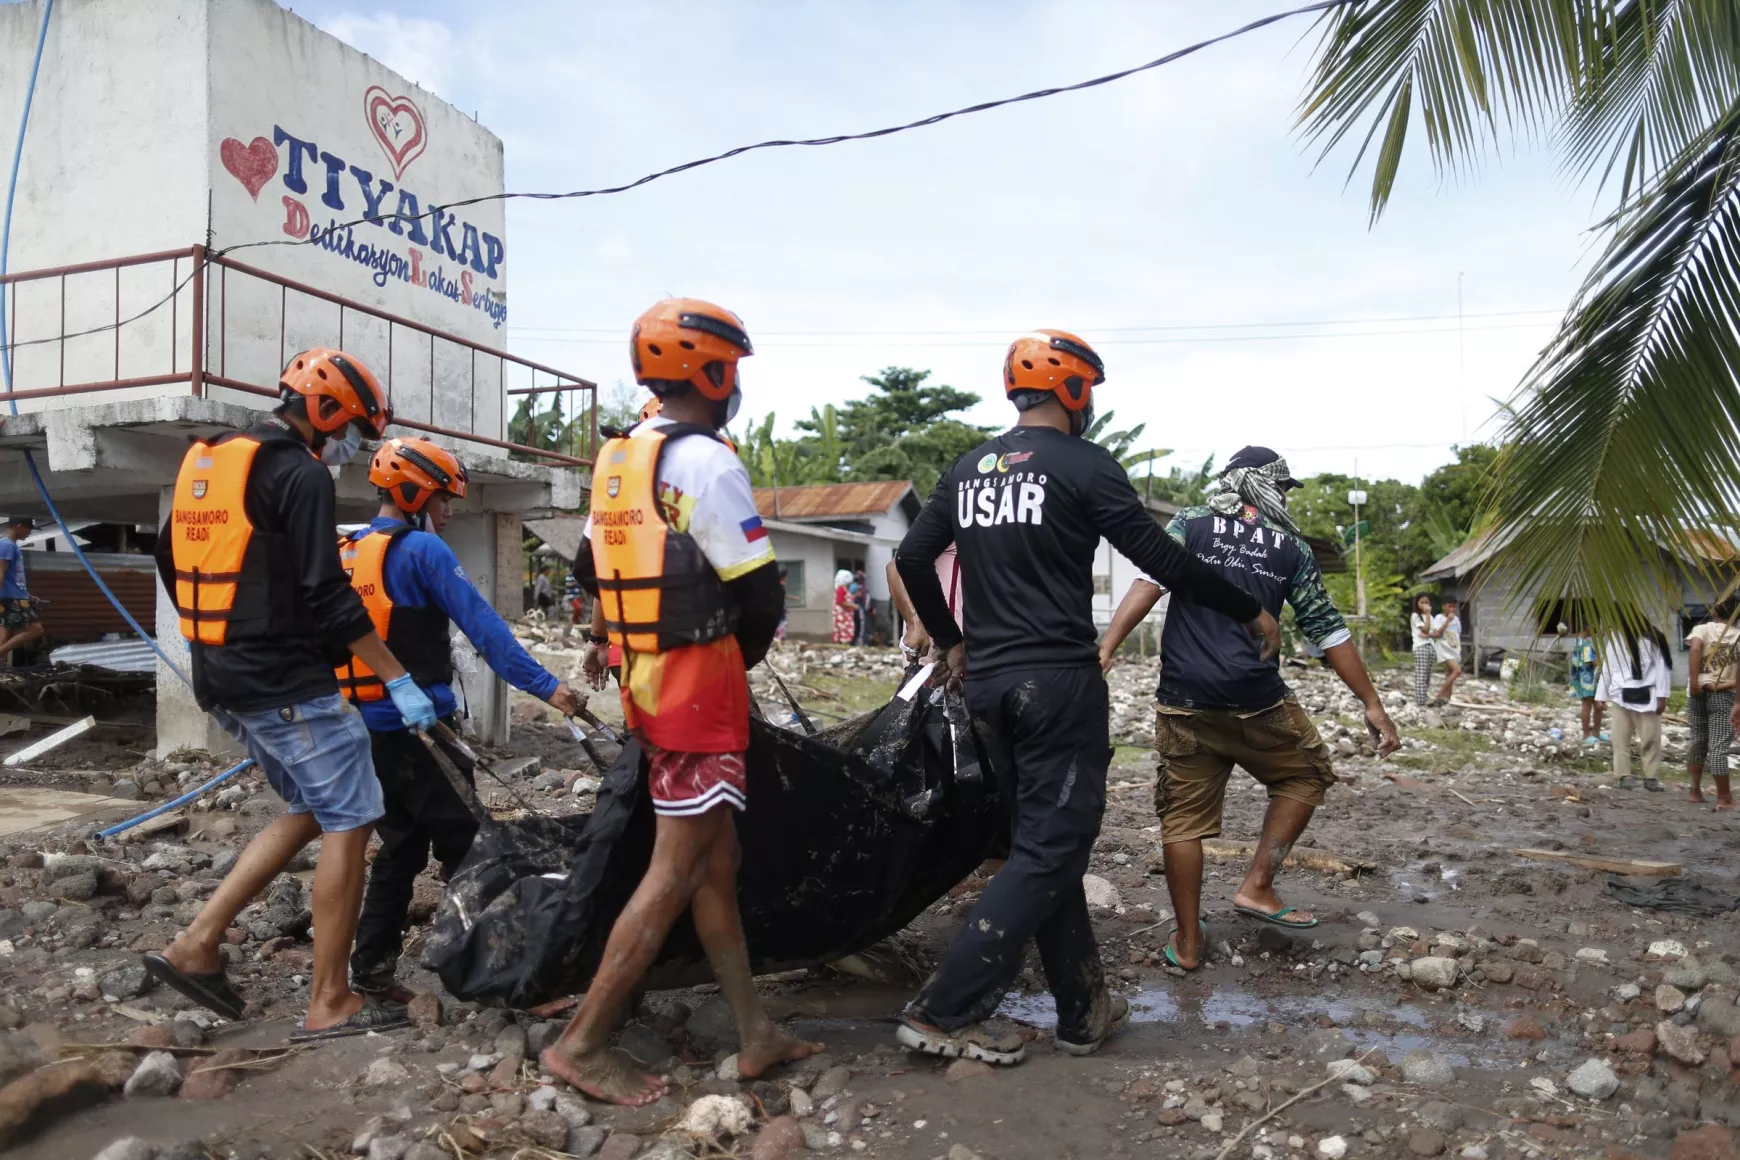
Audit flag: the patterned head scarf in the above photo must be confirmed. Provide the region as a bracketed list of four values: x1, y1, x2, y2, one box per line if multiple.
[1208, 448, 1302, 536]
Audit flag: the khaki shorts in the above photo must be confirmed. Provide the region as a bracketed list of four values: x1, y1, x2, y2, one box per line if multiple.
[1153, 697, 1336, 844]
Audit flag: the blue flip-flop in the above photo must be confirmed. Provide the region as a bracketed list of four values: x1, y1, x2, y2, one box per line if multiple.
[1233, 905, 1318, 929]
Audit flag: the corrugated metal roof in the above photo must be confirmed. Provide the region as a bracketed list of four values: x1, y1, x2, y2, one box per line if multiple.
[31, 565, 158, 642]
[49, 639, 158, 674]
[753, 482, 913, 521]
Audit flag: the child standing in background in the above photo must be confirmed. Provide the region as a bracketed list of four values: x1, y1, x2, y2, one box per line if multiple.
[1569, 625, 1602, 743]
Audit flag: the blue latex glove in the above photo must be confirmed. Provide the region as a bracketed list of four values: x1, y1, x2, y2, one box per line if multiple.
[385, 675, 438, 731]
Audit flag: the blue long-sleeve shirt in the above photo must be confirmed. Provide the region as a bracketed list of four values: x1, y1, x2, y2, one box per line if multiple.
[351, 517, 560, 731]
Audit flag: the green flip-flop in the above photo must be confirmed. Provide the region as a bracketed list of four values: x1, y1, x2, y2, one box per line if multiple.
[1233, 904, 1318, 929]
[1162, 919, 1209, 971]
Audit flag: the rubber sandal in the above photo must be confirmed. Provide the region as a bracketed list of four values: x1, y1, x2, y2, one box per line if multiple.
[140, 952, 245, 1021]
[1162, 918, 1209, 972]
[895, 1017, 1026, 1066]
[1056, 995, 1130, 1057]
[288, 998, 410, 1044]
[1233, 905, 1318, 930]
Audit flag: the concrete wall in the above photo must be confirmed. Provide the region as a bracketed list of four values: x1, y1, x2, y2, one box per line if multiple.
[767, 527, 843, 641]
[0, 0, 210, 405]
[0, 0, 510, 449]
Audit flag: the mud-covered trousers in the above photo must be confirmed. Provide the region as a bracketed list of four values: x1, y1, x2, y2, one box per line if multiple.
[908, 665, 1111, 1043]
[351, 720, 478, 990]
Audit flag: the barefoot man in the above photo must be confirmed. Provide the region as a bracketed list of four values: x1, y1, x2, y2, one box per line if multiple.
[1099, 447, 1399, 971]
[542, 299, 820, 1105]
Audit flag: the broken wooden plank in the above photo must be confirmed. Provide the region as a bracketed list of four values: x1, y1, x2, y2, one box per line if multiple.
[3, 716, 95, 766]
[1199, 838, 1377, 874]
[1514, 847, 1680, 877]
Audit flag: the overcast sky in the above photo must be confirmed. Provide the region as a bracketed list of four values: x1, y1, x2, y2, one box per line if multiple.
[300, 0, 1607, 487]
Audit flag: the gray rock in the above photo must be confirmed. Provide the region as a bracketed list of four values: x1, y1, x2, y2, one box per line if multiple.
[91, 1140, 156, 1160]
[1326, 1059, 1374, 1085]
[208, 849, 239, 876]
[0, 909, 23, 940]
[684, 996, 739, 1053]
[563, 1126, 607, 1157]
[367, 1138, 410, 1160]
[364, 1057, 410, 1086]
[1408, 957, 1460, 991]
[1566, 1058, 1619, 1100]
[100, 965, 151, 1000]
[124, 1051, 184, 1098]
[615, 1022, 674, 1068]
[552, 1092, 593, 1129]
[110, 780, 142, 801]
[405, 1145, 451, 1160]
[1416, 1101, 1463, 1132]
[494, 1022, 528, 1062]
[1401, 1050, 1456, 1089]
[1663, 957, 1709, 990]
[1303, 1028, 1354, 1062]
[811, 1064, 852, 1099]
[1698, 996, 1740, 1039]
[53, 871, 99, 901]
[43, 855, 99, 882]
[0, 1028, 47, 1086]
[526, 1019, 563, 1057]
[1617, 982, 1642, 1001]
[802, 1122, 842, 1151]
[153, 1143, 208, 1160]
[1656, 1020, 1706, 1065]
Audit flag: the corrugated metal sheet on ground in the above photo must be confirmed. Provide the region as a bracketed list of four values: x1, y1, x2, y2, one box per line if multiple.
[49, 639, 158, 674]
[28, 560, 156, 641]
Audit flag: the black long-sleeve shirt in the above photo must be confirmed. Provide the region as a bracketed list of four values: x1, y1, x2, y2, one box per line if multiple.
[156, 419, 373, 713]
[895, 425, 1263, 676]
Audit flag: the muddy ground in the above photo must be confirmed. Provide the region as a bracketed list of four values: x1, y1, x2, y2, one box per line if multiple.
[2, 639, 1739, 1160]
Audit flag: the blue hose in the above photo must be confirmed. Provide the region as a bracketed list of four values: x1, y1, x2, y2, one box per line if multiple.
[0, 0, 190, 685]
[95, 757, 252, 839]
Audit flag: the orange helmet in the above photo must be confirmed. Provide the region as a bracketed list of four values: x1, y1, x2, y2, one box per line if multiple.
[1003, 330, 1105, 413]
[638, 396, 662, 421]
[369, 437, 468, 514]
[280, 348, 389, 436]
[629, 298, 752, 402]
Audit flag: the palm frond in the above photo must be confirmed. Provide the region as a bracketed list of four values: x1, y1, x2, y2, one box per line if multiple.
[1562, 0, 1740, 200]
[1299, 0, 1603, 220]
[1485, 107, 1740, 628]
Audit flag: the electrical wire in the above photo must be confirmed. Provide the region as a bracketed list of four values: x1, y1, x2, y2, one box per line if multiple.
[214, 0, 1361, 260]
[508, 307, 1565, 338]
[0, 0, 192, 687]
[2, 0, 1360, 360]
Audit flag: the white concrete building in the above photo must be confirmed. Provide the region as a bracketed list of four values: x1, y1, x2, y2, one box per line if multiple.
[0, 0, 592, 752]
[752, 482, 917, 640]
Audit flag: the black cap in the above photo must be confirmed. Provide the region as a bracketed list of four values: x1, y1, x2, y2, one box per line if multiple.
[5, 516, 35, 529]
[1224, 445, 1302, 490]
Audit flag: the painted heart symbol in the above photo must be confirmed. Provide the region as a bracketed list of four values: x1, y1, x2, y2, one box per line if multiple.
[364, 85, 428, 181]
[220, 136, 278, 201]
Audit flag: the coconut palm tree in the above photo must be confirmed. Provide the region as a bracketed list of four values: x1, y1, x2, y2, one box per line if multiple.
[1299, 1, 1740, 625]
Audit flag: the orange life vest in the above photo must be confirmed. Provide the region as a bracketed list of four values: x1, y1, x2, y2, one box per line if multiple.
[590, 423, 738, 655]
[169, 431, 305, 645]
[334, 526, 454, 702]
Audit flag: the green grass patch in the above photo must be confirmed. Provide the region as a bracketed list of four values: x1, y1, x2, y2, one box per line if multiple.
[1113, 744, 1154, 770]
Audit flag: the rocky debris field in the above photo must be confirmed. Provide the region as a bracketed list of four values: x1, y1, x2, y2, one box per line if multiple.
[1, 642, 1740, 1159]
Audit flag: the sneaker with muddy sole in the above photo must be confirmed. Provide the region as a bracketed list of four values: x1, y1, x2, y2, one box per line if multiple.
[896, 1018, 1026, 1066]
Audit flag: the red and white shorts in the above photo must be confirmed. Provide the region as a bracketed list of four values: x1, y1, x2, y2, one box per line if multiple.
[645, 742, 747, 817]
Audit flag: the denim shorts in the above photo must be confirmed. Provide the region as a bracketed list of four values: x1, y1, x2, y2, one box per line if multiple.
[210, 693, 382, 833]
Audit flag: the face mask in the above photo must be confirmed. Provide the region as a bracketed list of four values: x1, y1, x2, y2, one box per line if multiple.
[1073, 398, 1095, 438]
[319, 423, 363, 467]
[715, 388, 742, 429]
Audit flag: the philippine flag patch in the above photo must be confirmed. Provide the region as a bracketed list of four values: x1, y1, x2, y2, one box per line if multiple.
[739, 515, 767, 543]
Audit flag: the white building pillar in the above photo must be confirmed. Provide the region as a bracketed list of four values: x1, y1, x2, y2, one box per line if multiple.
[153, 486, 240, 759]
[445, 510, 520, 746]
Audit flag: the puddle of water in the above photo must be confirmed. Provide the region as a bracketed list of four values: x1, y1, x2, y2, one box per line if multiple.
[1000, 986, 1515, 1069]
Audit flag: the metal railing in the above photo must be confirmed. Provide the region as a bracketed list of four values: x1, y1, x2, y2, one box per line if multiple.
[0, 245, 597, 467]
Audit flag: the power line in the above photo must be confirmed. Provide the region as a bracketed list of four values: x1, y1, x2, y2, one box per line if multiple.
[508, 307, 1563, 339]
[210, 0, 1358, 262]
[509, 320, 1555, 349]
[2, 0, 1361, 358]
